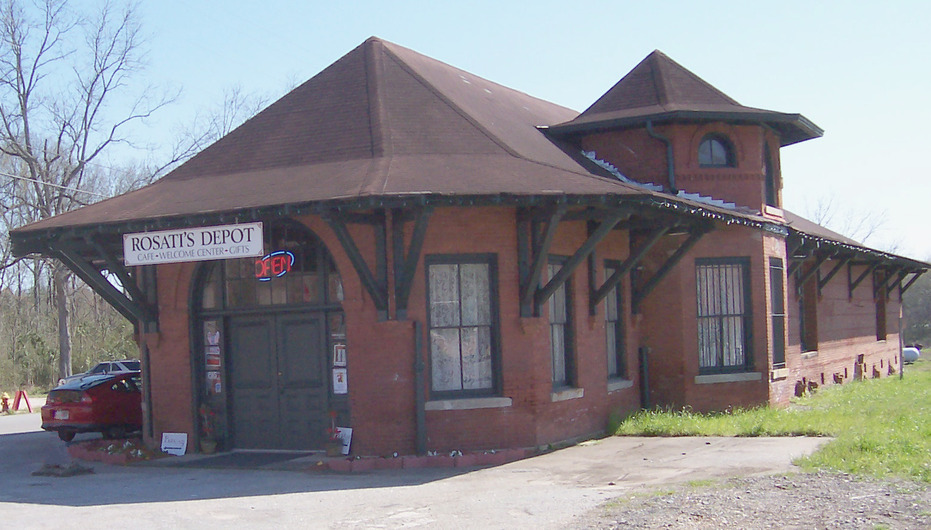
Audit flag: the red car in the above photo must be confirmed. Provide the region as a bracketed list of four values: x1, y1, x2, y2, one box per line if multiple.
[41, 372, 143, 442]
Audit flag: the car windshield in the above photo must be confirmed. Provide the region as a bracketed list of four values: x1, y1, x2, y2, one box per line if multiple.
[89, 363, 109, 373]
[56, 373, 130, 391]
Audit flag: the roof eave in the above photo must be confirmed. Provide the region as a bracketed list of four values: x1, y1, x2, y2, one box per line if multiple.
[10, 191, 783, 257]
[547, 110, 823, 147]
[788, 227, 931, 270]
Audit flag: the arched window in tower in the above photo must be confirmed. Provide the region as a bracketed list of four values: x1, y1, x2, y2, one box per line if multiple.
[764, 144, 778, 207]
[698, 134, 736, 168]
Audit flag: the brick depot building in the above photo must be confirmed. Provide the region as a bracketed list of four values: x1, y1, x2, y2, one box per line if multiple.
[11, 38, 928, 455]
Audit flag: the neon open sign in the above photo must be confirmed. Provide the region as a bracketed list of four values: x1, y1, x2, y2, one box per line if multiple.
[255, 251, 295, 281]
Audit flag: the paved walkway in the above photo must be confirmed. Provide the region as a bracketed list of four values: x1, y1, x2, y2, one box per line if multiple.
[0, 410, 829, 529]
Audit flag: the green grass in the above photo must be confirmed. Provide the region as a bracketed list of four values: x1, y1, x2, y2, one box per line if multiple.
[612, 360, 931, 482]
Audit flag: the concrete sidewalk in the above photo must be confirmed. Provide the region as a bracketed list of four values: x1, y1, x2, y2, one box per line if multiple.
[0, 427, 829, 528]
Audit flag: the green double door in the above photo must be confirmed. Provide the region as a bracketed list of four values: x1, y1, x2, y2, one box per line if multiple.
[228, 313, 327, 450]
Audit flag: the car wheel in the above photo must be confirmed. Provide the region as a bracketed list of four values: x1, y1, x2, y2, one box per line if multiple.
[58, 430, 75, 442]
[104, 426, 127, 439]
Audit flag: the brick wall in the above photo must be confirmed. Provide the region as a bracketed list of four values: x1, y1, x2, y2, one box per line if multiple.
[580, 123, 784, 213]
[141, 262, 196, 446]
[783, 259, 902, 398]
[140, 202, 902, 455]
[638, 225, 771, 411]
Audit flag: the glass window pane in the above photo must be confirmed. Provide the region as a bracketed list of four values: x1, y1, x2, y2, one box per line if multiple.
[256, 281, 272, 305]
[202, 280, 219, 309]
[327, 265, 344, 303]
[460, 264, 490, 326]
[606, 322, 618, 375]
[430, 328, 462, 391]
[551, 324, 566, 383]
[270, 277, 288, 305]
[461, 326, 493, 390]
[429, 264, 460, 327]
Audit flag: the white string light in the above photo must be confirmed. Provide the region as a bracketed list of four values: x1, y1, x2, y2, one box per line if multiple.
[0, 171, 108, 198]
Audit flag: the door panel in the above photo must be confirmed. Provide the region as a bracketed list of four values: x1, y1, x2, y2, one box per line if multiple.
[229, 313, 328, 450]
[277, 314, 327, 449]
[229, 317, 279, 449]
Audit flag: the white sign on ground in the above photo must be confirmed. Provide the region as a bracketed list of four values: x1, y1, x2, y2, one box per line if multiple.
[160, 432, 188, 456]
[123, 222, 264, 266]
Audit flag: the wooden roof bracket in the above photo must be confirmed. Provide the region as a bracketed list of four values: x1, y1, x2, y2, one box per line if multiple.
[590, 224, 670, 315]
[88, 238, 159, 332]
[873, 266, 903, 300]
[848, 262, 878, 299]
[794, 252, 830, 296]
[391, 206, 432, 320]
[518, 203, 566, 317]
[787, 242, 813, 277]
[631, 223, 710, 314]
[533, 210, 625, 311]
[324, 209, 389, 319]
[886, 269, 909, 301]
[900, 270, 926, 299]
[54, 241, 155, 326]
[817, 255, 849, 295]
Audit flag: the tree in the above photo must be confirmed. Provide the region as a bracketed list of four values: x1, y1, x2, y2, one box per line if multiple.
[903, 272, 931, 347]
[805, 195, 896, 252]
[0, 0, 170, 380]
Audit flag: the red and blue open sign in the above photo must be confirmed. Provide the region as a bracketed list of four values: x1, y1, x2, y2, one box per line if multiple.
[255, 251, 295, 281]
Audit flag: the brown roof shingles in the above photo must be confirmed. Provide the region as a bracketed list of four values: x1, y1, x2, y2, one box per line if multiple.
[549, 50, 823, 146]
[16, 37, 669, 234]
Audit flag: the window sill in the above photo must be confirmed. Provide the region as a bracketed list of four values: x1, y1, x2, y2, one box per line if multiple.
[800, 350, 818, 360]
[607, 379, 633, 392]
[763, 205, 784, 220]
[694, 372, 762, 385]
[770, 367, 789, 381]
[425, 397, 512, 411]
[550, 388, 584, 402]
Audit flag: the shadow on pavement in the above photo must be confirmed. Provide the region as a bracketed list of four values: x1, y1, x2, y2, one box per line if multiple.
[0, 428, 477, 507]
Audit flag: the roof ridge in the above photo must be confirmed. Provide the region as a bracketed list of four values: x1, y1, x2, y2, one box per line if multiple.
[379, 42, 524, 159]
[648, 51, 670, 107]
[649, 50, 741, 106]
[364, 37, 390, 159]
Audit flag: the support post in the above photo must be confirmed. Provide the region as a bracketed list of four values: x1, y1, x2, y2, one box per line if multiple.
[414, 320, 427, 455]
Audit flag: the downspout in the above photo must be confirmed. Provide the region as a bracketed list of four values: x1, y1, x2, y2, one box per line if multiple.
[645, 120, 677, 194]
[414, 320, 427, 455]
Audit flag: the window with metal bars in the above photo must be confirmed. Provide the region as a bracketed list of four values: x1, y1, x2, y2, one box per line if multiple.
[874, 270, 887, 341]
[696, 258, 752, 373]
[426, 255, 499, 396]
[769, 258, 786, 368]
[604, 261, 626, 379]
[548, 258, 574, 387]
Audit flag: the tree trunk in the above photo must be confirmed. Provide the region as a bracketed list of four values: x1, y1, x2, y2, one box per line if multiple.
[54, 264, 73, 380]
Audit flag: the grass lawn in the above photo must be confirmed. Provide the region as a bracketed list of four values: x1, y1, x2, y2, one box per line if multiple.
[612, 359, 931, 482]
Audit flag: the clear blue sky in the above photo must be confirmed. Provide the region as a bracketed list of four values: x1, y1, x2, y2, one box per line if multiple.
[132, 1, 931, 260]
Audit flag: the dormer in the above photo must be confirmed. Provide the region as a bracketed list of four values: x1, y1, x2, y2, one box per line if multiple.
[547, 50, 822, 214]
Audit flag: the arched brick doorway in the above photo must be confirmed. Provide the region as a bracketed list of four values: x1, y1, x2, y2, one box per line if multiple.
[191, 219, 347, 450]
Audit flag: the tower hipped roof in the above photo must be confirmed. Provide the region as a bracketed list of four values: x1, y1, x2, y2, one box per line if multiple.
[548, 50, 822, 146]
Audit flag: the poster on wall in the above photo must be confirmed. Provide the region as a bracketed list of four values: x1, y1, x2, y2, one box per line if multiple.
[205, 346, 221, 368]
[332, 343, 347, 367]
[207, 371, 222, 395]
[205, 321, 220, 347]
[332, 368, 348, 394]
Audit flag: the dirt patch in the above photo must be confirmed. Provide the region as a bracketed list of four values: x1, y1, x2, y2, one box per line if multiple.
[576, 471, 931, 529]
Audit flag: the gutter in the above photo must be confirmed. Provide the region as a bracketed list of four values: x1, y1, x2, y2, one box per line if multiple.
[645, 120, 677, 194]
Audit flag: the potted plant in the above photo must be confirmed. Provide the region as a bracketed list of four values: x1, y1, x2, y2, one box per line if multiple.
[325, 410, 343, 457]
[198, 403, 220, 454]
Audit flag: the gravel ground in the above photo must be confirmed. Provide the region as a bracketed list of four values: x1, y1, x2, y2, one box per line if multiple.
[577, 471, 931, 529]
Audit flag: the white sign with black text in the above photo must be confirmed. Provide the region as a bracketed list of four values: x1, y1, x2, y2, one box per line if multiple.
[123, 222, 264, 266]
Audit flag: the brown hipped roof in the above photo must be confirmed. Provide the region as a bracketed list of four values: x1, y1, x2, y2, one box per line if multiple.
[548, 50, 823, 146]
[15, 37, 698, 237]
